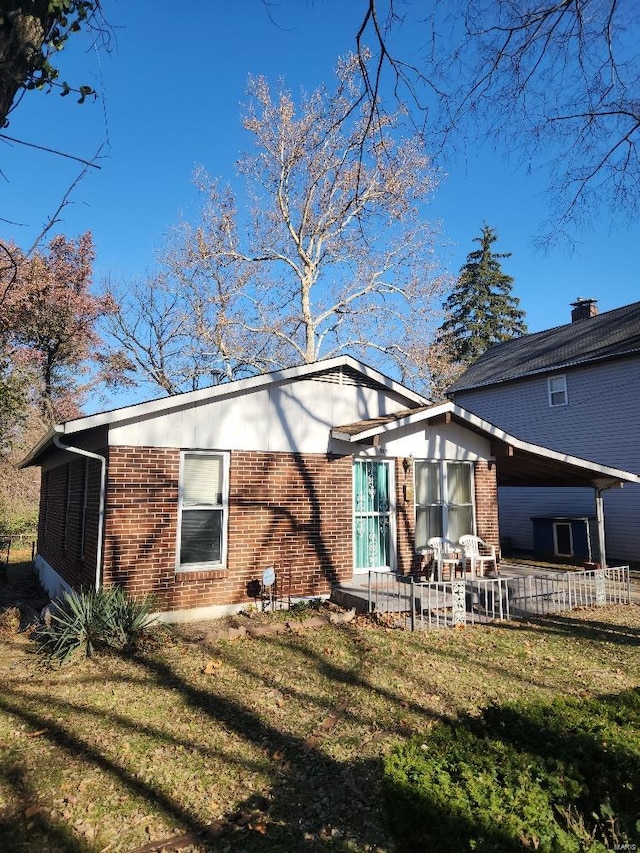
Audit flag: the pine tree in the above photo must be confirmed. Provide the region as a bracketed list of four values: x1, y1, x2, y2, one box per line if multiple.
[438, 224, 527, 366]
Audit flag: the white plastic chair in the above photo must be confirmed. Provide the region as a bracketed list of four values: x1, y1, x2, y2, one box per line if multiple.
[426, 537, 465, 581]
[458, 535, 498, 578]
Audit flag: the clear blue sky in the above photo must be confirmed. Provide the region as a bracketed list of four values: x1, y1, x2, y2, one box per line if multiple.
[2, 0, 638, 403]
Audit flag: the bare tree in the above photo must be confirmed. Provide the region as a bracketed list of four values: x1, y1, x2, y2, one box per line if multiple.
[354, 1, 640, 238]
[105, 54, 449, 394]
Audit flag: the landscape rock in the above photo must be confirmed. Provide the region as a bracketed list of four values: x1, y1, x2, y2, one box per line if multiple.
[328, 608, 356, 625]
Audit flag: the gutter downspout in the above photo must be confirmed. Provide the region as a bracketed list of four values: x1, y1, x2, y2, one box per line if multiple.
[53, 434, 107, 592]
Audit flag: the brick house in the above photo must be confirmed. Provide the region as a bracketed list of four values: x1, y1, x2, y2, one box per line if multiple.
[21, 356, 640, 620]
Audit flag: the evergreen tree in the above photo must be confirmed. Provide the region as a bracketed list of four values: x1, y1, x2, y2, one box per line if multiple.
[438, 224, 527, 366]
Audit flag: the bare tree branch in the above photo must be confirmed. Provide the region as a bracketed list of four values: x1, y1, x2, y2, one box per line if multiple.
[102, 55, 449, 395]
[353, 1, 640, 236]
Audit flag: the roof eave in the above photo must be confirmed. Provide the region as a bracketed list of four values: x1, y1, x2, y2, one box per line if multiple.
[18, 424, 63, 469]
[331, 402, 450, 443]
[49, 356, 430, 437]
[332, 402, 640, 486]
[450, 346, 640, 396]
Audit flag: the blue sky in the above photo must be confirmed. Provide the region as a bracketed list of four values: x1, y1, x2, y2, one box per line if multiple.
[2, 0, 638, 403]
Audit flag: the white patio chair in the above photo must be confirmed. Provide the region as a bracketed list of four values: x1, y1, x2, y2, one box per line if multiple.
[458, 535, 498, 578]
[425, 537, 465, 582]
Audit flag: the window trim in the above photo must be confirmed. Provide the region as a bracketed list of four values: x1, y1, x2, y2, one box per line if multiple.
[176, 450, 230, 572]
[553, 521, 574, 557]
[548, 374, 568, 407]
[78, 459, 89, 559]
[62, 463, 71, 551]
[413, 460, 475, 552]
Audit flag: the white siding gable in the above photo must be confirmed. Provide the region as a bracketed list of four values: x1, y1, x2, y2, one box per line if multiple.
[107, 376, 413, 453]
[377, 421, 492, 460]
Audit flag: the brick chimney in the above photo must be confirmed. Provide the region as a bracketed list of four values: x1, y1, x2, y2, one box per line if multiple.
[570, 297, 599, 323]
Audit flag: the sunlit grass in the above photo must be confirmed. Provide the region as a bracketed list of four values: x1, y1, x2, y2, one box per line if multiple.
[0, 604, 639, 851]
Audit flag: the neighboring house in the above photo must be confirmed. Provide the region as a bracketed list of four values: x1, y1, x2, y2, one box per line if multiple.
[21, 355, 640, 620]
[448, 298, 640, 563]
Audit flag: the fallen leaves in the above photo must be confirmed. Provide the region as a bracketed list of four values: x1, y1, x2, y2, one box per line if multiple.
[0, 603, 638, 853]
[24, 804, 47, 819]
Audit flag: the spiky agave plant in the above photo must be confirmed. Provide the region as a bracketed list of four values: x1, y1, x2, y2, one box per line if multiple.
[38, 586, 158, 665]
[38, 587, 102, 664]
[102, 586, 158, 650]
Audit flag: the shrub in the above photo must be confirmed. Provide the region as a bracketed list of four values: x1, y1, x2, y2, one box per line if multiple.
[37, 586, 157, 665]
[287, 598, 323, 620]
[383, 691, 640, 852]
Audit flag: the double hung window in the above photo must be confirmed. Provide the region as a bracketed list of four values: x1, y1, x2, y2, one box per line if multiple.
[414, 461, 474, 549]
[178, 452, 228, 570]
[548, 375, 568, 407]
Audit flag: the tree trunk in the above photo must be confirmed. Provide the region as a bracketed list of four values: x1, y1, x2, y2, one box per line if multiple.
[0, 2, 50, 128]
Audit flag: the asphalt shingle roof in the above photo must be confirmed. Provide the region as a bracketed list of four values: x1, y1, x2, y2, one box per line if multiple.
[447, 300, 640, 394]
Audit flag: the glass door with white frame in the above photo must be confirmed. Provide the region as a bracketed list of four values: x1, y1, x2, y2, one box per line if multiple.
[353, 459, 394, 572]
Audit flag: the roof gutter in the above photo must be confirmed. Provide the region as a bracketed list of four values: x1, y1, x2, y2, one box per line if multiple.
[53, 434, 106, 592]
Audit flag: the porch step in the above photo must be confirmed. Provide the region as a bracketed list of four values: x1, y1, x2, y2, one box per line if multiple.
[330, 584, 371, 613]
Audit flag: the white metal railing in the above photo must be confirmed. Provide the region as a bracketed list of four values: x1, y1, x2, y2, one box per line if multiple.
[505, 573, 570, 617]
[366, 566, 631, 631]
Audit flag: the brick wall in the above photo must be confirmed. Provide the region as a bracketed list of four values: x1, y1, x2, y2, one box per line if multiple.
[43, 447, 501, 612]
[102, 447, 180, 605]
[473, 460, 500, 551]
[102, 447, 353, 612]
[37, 456, 102, 590]
[395, 456, 423, 576]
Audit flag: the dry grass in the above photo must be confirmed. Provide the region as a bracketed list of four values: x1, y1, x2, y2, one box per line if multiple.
[1, 591, 639, 852]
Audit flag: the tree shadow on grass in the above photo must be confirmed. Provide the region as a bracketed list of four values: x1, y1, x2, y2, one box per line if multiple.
[499, 607, 640, 645]
[3, 611, 638, 852]
[123, 644, 398, 851]
[0, 759, 93, 853]
[0, 635, 400, 852]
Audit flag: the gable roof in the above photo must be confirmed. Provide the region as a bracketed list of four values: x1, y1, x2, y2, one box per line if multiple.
[332, 401, 640, 489]
[447, 300, 640, 394]
[21, 356, 429, 468]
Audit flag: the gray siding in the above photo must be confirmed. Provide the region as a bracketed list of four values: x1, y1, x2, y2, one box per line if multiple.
[454, 355, 640, 563]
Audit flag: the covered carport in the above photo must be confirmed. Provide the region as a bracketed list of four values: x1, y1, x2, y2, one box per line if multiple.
[441, 407, 640, 569]
[331, 401, 640, 570]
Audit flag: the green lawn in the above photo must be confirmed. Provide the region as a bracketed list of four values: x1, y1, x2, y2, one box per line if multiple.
[1, 585, 639, 852]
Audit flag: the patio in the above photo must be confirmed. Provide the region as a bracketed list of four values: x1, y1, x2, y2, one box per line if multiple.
[330, 561, 636, 630]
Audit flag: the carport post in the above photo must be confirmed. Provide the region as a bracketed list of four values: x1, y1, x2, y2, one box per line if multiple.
[595, 488, 607, 569]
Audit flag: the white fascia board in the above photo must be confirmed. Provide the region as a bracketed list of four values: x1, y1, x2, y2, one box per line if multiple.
[18, 425, 63, 468]
[338, 401, 640, 485]
[450, 405, 640, 484]
[51, 355, 429, 437]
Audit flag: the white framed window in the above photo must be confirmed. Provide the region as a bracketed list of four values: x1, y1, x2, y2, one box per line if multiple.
[414, 461, 474, 550]
[553, 521, 573, 557]
[177, 451, 229, 571]
[548, 375, 568, 407]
